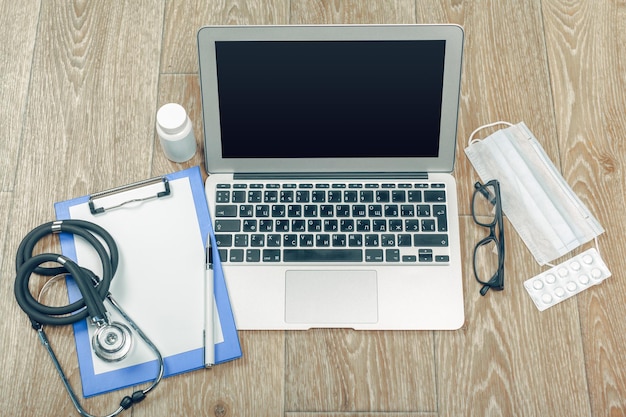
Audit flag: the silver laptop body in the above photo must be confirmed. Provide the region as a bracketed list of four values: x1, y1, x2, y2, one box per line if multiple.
[198, 24, 465, 330]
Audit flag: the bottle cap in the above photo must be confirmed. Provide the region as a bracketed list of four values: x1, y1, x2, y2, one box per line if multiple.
[156, 103, 187, 135]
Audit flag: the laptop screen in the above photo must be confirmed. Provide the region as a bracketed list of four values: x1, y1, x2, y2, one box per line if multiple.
[198, 25, 464, 174]
[214, 40, 445, 159]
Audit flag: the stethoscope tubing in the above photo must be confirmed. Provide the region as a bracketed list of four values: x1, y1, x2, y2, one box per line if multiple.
[14, 219, 117, 326]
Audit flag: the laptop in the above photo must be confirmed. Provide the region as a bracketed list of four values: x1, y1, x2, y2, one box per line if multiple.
[197, 24, 465, 330]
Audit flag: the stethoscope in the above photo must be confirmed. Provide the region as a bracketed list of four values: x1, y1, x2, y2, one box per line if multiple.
[14, 219, 164, 417]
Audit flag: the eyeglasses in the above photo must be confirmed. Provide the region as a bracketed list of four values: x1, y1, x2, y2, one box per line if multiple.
[471, 179, 505, 296]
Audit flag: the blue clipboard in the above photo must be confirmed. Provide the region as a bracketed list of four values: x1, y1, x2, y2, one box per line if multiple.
[54, 166, 241, 397]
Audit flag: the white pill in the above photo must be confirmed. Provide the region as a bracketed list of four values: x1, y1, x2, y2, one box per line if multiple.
[579, 274, 590, 285]
[555, 287, 566, 298]
[582, 254, 593, 264]
[591, 268, 603, 279]
[533, 280, 544, 290]
[566, 282, 577, 292]
[542, 293, 553, 304]
[570, 261, 581, 271]
[545, 274, 556, 284]
[558, 268, 569, 277]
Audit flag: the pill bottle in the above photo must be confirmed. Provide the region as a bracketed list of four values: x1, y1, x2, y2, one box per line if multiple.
[156, 103, 197, 162]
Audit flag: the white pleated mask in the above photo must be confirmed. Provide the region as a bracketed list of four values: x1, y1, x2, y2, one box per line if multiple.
[465, 121, 604, 266]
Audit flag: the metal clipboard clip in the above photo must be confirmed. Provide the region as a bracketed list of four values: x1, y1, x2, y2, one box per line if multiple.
[89, 176, 171, 215]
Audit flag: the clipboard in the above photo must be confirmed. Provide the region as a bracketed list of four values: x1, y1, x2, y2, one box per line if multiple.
[54, 166, 241, 397]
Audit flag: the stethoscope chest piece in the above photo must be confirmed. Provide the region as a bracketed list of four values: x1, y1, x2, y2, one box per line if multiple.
[93, 321, 133, 362]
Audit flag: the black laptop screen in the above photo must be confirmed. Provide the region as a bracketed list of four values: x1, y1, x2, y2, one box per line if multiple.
[214, 40, 445, 159]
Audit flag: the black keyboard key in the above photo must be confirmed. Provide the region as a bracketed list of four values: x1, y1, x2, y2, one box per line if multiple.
[229, 249, 244, 262]
[386, 249, 400, 262]
[413, 234, 449, 247]
[296, 190, 310, 202]
[332, 234, 346, 247]
[300, 234, 314, 247]
[259, 219, 273, 231]
[364, 234, 379, 247]
[434, 204, 448, 232]
[368, 204, 383, 217]
[239, 205, 254, 217]
[284, 234, 298, 246]
[234, 234, 248, 247]
[291, 219, 306, 232]
[424, 190, 446, 202]
[344, 190, 358, 202]
[283, 249, 362, 262]
[365, 249, 384, 262]
[255, 205, 270, 217]
[272, 204, 286, 217]
[280, 190, 294, 202]
[417, 205, 431, 217]
[398, 234, 412, 247]
[408, 190, 422, 202]
[215, 219, 240, 232]
[336, 205, 350, 217]
[376, 190, 390, 202]
[384, 204, 399, 217]
[316, 234, 331, 247]
[250, 234, 265, 247]
[381, 234, 395, 246]
[287, 204, 302, 217]
[360, 190, 374, 202]
[232, 190, 246, 202]
[421, 219, 436, 232]
[328, 190, 342, 202]
[392, 190, 406, 202]
[214, 234, 233, 247]
[215, 191, 230, 203]
[348, 234, 363, 246]
[312, 190, 326, 202]
[215, 204, 238, 217]
[352, 205, 367, 217]
[246, 249, 261, 262]
[340, 219, 355, 232]
[242, 219, 257, 232]
[275, 219, 289, 232]
[263, 249, 281, 262]
[266, 234, 281, 247]
[264, 190, 278, 202]
[304, 205, 318, 217]
[248, 190, 262, 202]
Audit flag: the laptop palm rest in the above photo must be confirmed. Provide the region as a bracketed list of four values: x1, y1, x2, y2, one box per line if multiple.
[285, 270, 378, 325]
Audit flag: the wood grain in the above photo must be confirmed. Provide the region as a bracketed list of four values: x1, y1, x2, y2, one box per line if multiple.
[542, 1, 626, 415]
[161, 0, 291, 74]
[3, 0, 626, 416]
[0, 1, 41, 191]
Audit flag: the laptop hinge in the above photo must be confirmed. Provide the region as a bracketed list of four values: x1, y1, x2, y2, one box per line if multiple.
[233, 172, 429, 180]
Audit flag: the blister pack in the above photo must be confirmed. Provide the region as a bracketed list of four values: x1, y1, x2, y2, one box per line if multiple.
[523, 248, 611, 311]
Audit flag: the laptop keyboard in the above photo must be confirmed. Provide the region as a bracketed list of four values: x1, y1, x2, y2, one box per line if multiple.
[212, 181, 450, 264]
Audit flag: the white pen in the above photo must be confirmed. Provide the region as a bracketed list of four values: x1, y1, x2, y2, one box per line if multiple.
[204, 235, 215, 368]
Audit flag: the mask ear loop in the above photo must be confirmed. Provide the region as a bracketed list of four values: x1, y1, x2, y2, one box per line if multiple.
[467, 121, 514, 146]
[543, 236, 603, 268]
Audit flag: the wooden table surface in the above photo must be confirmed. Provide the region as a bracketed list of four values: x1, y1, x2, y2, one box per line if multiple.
[2, 1, 625, 416]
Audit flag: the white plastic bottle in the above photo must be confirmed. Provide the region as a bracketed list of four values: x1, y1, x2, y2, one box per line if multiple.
[155, 103, 196, 162]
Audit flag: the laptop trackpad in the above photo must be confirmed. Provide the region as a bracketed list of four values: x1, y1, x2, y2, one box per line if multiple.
[285, 270, 378, 325]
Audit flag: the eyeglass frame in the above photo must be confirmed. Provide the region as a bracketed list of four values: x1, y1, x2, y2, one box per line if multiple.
[471, 179, 505, 296]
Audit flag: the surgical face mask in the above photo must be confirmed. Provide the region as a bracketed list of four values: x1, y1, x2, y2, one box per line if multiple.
[465, 121, 604, 266]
